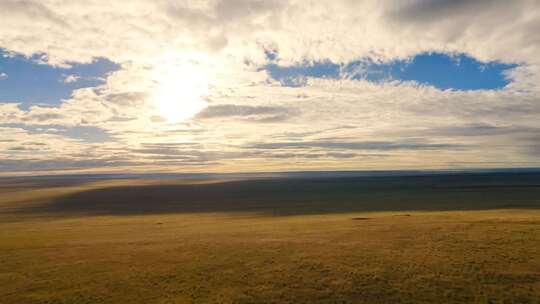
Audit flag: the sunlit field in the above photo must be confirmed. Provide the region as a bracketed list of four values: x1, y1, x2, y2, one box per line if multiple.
[1, 173, 539, 303]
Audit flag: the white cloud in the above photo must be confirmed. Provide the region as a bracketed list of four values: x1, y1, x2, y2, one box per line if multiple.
[1, 0, 540, 174]
[0, 72, 7, 80]
[62, 74, 79, 83]
[0, 1, 537, 65]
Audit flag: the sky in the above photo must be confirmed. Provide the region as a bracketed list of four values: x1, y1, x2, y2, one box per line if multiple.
[1, 0, 540, 175]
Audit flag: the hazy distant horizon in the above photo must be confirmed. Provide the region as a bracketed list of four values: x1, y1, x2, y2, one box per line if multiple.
[3, 167, 540, 180]
[2, 1, 540, 175]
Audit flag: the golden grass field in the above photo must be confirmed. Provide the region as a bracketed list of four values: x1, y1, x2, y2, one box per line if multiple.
[1, 174, 539, 303]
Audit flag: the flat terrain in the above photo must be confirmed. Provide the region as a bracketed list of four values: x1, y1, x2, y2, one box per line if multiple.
[1, 173, 539, 303]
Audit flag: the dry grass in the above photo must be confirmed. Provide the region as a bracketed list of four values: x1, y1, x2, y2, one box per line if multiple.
[0, 175, 539, 303]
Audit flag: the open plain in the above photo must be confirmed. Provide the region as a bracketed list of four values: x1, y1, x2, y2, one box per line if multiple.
[1, 172, 539, 303]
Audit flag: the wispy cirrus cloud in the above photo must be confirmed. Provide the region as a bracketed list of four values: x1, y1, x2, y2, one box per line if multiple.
[196, 104, 298, 122]
[246, 140, 464, 151]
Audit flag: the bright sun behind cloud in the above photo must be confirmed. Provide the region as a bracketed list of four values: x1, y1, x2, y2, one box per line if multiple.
[152, 53, 210, 123]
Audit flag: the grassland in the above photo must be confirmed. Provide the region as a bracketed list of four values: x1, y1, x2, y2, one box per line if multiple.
[1, 173, 539, 303]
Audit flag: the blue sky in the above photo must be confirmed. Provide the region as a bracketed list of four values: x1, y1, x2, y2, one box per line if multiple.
[0, 49, 119, 107]
[0, 50, 516, 112]
[266, 53, 517, 90]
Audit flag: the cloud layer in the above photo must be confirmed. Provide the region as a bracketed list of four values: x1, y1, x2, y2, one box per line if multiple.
[1, 0, 540, 174]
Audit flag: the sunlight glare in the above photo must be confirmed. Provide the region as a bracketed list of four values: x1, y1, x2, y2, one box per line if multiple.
[152, 53, 210, 123]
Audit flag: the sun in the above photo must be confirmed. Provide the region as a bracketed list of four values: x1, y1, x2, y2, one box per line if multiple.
[151, 54, 210, 123]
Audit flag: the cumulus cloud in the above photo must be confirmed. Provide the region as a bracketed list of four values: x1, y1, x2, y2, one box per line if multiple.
[0, 0, 540, 174]
[0, 1, 536, 65]
[0, 72, 7, 80]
